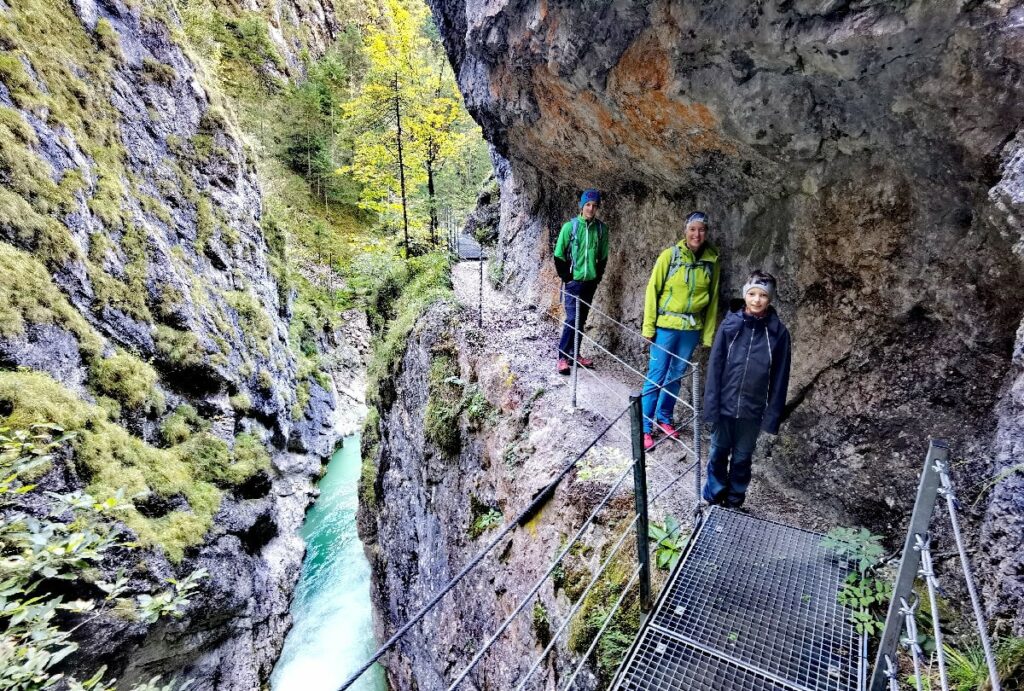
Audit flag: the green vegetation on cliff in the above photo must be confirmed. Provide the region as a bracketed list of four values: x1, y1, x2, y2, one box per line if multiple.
[0, 0, 487, 572]
[0, 370, 269, 562]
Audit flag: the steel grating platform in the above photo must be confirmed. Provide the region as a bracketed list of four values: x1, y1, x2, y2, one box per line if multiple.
[612, 507, 864, 691]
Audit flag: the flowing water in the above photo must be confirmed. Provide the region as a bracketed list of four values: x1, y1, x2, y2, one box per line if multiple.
[271, 435, 387, 691]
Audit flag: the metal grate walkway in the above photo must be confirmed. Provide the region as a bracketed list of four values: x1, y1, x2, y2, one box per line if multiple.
[613, 507, 865, 691]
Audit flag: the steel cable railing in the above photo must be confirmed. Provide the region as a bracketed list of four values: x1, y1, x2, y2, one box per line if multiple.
[573, 359, 697, 457]
[561, 568, 642, 690]
[447, 458, 638, 689]
[463, 252, 701, 459]
[870, 442, 1002, 691]
[511, 512, 643, 691]
[465, 250, 697, 412]
[348, 243, 707, 690]
[336, 403, 631, 691]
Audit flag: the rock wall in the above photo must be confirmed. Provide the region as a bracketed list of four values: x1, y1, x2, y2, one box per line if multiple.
[0, 0, 366, 686]
[427, 0, 1024, 626]
[360, 298, 641, 690]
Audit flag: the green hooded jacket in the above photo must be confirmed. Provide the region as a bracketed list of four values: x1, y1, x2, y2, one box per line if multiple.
[642, 242, 721, 346]
[553, 216, 609, 282]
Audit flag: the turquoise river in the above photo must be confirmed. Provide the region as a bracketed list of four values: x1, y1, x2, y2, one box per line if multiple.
[270, 435, 387, 691]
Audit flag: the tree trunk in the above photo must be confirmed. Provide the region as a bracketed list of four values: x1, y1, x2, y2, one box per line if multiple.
[427, 153, 437, 246]
[393, 73, 410, 256]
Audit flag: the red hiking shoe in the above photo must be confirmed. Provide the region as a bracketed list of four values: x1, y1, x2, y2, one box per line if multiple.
[557, 358, 571, 375]
[576, 356, 595, 368]
[657, 422, 679, 439]
[643, 433, 655, 451]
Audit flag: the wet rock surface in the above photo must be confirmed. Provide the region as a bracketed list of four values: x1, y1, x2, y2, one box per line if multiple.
[426, 0, 1024, 628]
[0, 0, 371, 687]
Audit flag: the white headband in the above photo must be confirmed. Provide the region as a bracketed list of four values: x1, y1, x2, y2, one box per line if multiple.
[743, 279, 776, 301]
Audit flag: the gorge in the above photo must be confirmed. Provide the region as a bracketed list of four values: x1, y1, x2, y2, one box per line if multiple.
[2, 0, 1024, 690]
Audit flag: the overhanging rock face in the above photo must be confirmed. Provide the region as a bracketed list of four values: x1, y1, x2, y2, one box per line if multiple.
[429, 0, 1024, 628]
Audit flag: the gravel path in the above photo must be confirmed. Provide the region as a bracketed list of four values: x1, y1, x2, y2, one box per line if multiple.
[452, 253, 829, 535]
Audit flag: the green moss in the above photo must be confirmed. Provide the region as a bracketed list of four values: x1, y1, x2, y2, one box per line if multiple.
[94, 19, 123, 62]
[0, 242, 102, 358]
[257, 367, 273, 391]
[229, 392, 252, 414]
[154, 325, 205, 371]
[0, 370, 223, 563]
[88, 222, 151, 320]
[365, 253, 454, 411]
[566, 529, 641, 683]
[292, 379, 310, 421]
[226, 289, 273, 353]
[0, 103, 78, 264]
[154, 284, 185, 323]
[182, 431, 269, 487]
[0, 52, 42, 108]
[0, 0, 135, 270]
[195, 195, 215, 252]
[141, 193, 173, 226]
[94, 395, 121, 421]
[424, 348, 462, 457]
[160, 404, 206, 446]
[229, 433, 271, 481]
[142, 56, 176, 86]
[88, 350, 165, 415]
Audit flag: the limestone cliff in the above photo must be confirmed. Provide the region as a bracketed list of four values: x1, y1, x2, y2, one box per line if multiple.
[0, 0, 366, 686]
[426, 0, 1024, 630]
[360, 293, 652, 690]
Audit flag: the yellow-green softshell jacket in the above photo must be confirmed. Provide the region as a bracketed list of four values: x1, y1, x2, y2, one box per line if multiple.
[642, 242, 721, 345]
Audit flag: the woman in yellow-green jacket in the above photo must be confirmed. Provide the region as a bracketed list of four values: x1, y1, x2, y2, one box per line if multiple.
[640, 211, 721, 450]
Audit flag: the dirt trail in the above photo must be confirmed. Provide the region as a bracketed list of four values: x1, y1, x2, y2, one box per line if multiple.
[451, 256, 827, 534]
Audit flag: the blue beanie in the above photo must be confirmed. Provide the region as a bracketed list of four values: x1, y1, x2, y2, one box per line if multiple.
[579, 189, 601, 208]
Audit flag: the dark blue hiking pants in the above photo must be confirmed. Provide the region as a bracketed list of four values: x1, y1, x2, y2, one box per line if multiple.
[558, 280, 598, 360]
[702, 417, 762, 507]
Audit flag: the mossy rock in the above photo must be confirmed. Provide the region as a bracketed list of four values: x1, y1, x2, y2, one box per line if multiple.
[88, 350, 165, 415]
[424, 347, 463, 457]
[0, 370, 223, 563]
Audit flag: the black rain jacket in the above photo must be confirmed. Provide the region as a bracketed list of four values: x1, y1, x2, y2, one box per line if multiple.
[703, 305, 792, 434]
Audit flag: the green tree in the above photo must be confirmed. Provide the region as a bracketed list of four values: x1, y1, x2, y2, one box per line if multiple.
[411, 57, 466, 245]
[344, 0, 432, 255]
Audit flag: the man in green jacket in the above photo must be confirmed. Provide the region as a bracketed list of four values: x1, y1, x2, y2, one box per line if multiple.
[553, 189, 609, 375]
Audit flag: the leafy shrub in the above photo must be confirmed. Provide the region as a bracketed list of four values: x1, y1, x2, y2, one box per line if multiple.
[821, 527, 891, 636]
[0, 423, 201, 690]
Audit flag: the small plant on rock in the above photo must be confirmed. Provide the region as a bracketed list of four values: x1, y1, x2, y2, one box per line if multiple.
[822, 527, 892, 636]
[649, 514, 687, 571]
[469, 508, 502, 539]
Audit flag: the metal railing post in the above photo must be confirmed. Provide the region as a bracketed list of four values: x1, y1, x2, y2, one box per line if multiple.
[478, 254, 484, 328]
[692, 364, 702, 517]
[936, 460, 1002, 691]
[629, 394, 652, 612]
[570, 293, 580, 410]
[869, 439, 947, 691]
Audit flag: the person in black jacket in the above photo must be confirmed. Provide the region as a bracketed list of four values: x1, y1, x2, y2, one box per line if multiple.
[701, 270, 792, 508]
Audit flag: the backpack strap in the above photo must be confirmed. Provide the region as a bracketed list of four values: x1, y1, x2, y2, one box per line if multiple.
[569, 217, 580, 274]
